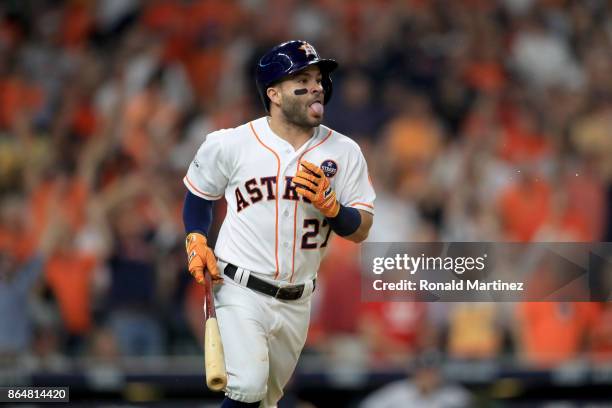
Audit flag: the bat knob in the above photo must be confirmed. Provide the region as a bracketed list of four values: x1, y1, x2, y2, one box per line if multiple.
[207, 376, 227, 392]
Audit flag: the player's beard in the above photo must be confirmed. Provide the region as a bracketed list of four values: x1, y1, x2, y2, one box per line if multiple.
[281, 94, 323, 129]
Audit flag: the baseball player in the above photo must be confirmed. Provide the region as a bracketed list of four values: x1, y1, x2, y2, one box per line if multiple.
[182, 40, 375, 408]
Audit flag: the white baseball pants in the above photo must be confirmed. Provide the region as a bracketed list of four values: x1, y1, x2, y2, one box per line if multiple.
[212, 271, 313, 407]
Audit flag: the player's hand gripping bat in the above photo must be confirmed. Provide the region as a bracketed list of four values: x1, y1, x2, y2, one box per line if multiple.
[203, 272, 227, 391]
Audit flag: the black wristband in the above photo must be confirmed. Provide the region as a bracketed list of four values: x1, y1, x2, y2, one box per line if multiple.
[327, 205, 361, 237]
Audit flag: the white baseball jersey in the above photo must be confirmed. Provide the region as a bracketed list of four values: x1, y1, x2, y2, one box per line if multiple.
[184, 116, 375, 283]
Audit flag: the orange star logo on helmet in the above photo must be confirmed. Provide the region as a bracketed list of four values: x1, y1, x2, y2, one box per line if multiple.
[299, 42, 317, 58]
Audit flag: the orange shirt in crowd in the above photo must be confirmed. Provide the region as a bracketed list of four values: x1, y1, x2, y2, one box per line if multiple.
[516, 302, 600, 368]
[45, 253, 97, 335]
[565, 175, 606, 240]
[122, 90, 178, 166]
[143, 0, 243, 45]
[464, 61, 506, 93]
[0, 77, 43, 129]
[498, 125, 552, 163]
[553, 208, 591, 241]
[386, 117, 442, 165]
[0, 230, 36, 262]
[71, 101, 98, 139]
[384, 116, 442, 194]
[142, 1, 190, 62]
[498, 179, 551, 241]
[61, 2, 93, 49]
[30, 178, 89, 237]
[184, 48, 225, 101]
[142, 0, 184, 32]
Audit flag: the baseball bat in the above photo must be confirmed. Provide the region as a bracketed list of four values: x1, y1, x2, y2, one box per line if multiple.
[203, 272, 227, 391]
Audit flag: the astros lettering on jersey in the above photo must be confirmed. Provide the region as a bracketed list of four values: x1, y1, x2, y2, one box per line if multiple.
[184, 116, 375, 283]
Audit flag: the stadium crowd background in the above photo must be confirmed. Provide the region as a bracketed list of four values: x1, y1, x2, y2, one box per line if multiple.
[0, 0, 611, 404]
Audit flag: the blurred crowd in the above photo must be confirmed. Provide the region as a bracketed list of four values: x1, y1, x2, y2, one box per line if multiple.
[1, 0, 611, 376]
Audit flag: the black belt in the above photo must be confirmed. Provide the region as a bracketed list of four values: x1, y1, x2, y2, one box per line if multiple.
[224, 263, 315, 301]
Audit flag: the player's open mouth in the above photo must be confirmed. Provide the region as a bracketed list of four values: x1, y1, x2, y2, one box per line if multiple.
[308, 101, 324, 116]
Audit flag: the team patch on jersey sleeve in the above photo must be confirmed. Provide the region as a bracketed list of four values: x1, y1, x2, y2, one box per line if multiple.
[320, 160, 338, 178]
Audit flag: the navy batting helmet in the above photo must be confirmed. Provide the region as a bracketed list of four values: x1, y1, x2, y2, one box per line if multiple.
[255, 40, 338, 112]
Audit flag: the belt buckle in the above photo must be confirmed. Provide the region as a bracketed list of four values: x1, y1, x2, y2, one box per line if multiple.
[277, 285, 303, 300]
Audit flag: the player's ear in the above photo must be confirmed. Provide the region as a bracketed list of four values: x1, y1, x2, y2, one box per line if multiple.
[267, 86, 281, 107]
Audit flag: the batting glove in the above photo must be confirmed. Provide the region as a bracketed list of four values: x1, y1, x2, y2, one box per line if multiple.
[185, 232, 221, 284]
[293, 161, 340, 218]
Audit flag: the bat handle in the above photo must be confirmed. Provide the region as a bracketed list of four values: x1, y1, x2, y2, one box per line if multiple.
[204, 272, 216, 320]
